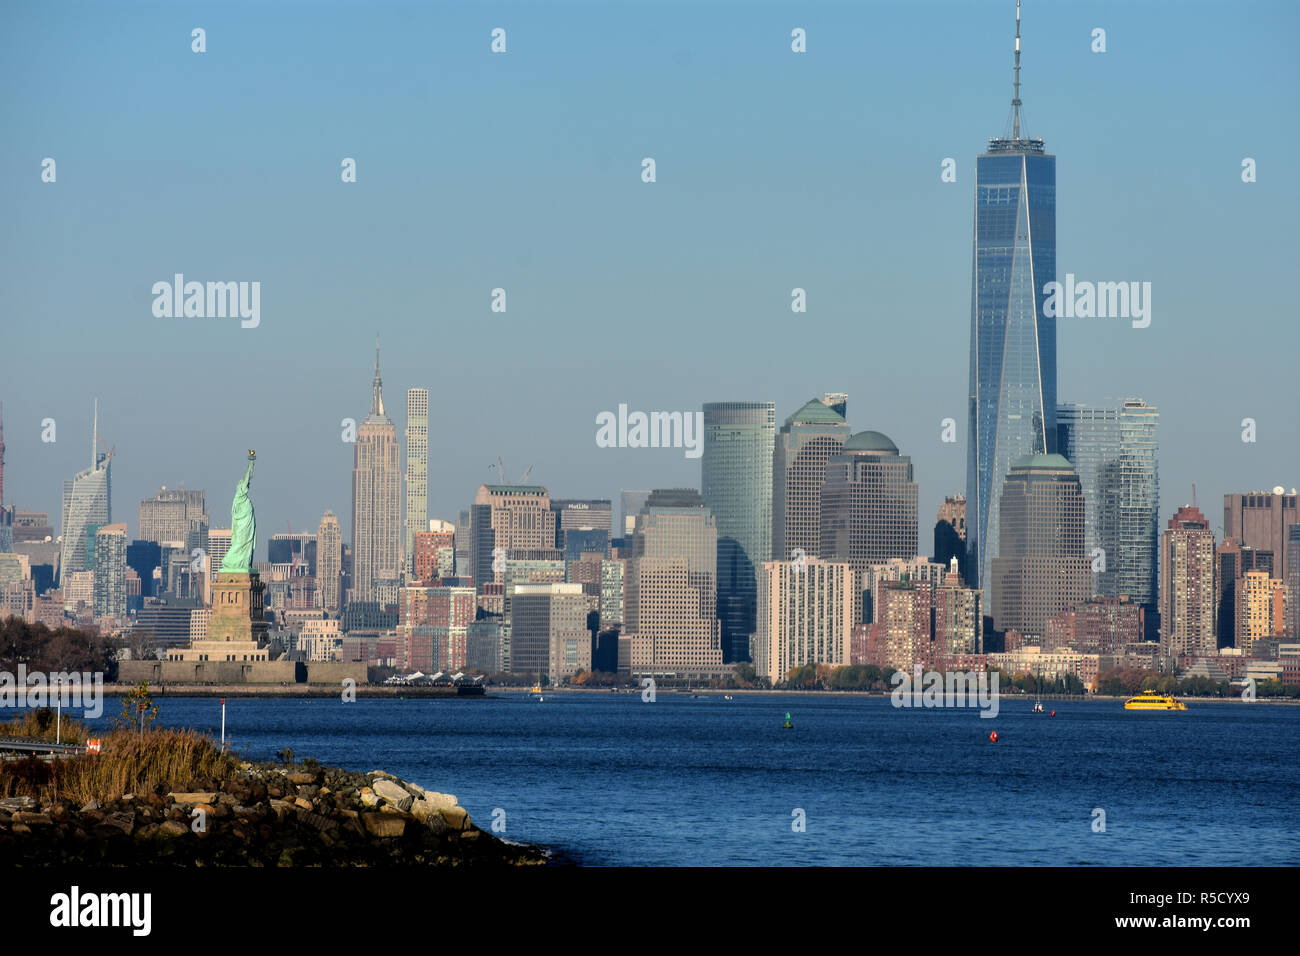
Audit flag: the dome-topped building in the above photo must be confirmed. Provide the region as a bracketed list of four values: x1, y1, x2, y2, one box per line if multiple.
[820, 430, 918, 576]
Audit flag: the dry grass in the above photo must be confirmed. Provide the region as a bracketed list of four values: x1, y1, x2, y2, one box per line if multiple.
[0, 708, 89, 744]
[0, 726, 239, 804]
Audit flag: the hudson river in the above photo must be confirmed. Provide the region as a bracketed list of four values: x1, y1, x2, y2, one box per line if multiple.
[91, 693, 1300, 866]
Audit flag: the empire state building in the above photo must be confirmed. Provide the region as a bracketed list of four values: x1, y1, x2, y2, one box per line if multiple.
[351, 342, 402, 603]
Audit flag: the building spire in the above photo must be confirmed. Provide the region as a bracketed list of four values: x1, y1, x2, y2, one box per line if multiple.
[371, 335, 385, 417]
[1012, 0, 1023, 139]
[91, 398, 99, 469]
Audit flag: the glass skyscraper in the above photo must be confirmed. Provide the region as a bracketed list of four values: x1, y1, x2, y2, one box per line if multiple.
[965, 5, 1057, 589]
[60, 402, 111, 585]
[1057, 400, 1159, 608]
[701, 402, 775, 662]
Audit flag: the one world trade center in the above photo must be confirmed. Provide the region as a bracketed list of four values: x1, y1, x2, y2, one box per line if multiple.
[966, 0, 1057, 590]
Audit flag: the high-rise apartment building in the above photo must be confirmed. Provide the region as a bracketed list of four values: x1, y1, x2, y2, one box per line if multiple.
[404, 388, 429, 578]
[1234, 570, 1286, 657]
[397, 583, 475, 672]
[1159, 505, 1217, 659]
[966, 5, 1057, 590]
[701, 401, 775, 663]
[866, 579, 934, 671]
[351, 345, 402, 602]
[59, 403, 112, 585]
[772, 398, 850, 565]
[820, 430, 918, 574]
[1057, 400, 1159, 607]
[413, 527, 455, 583]
[934, 559, 983, 658]
[755, 557, 855, 686]
[92, 523, 127, 620]
[989, 455, 1089, 637]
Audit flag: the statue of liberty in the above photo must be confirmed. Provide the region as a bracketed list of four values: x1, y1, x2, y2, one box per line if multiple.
[219, 450, 257, 573]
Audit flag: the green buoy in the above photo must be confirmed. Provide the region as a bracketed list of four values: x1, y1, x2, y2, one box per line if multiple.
[782, 712, 794, 729]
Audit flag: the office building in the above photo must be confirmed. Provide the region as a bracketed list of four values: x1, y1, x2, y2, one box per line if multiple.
[701, 401, 775, 662]
[820, 430, 918, 573]
[1224, 489, 1299, 584]
[966, 6, 1057, 590]
[59, 403, 112, 584]
[624, 489, 725, 677]
[1056, 399, 1159, 607]
[989, 455, 1089, 637]
[470, 484, 556, 590]
[511, 582, 590, 683]
[772, 398, 850, 564]
[351, 343, 402, 602]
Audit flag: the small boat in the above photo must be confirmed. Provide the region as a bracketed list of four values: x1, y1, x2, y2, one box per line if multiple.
[1031, 699, 1044, 714]
[724, 695, 734, 701]
[1124, 693, 1187, 711]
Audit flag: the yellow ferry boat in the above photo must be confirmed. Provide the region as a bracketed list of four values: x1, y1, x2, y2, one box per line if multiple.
[1123, 693, 1187, 711]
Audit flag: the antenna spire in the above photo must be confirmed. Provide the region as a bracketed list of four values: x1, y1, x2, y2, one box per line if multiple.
[91, 398, 99, 468]
[1012, 0, 1023, 139]
[370, 335, 385, 417]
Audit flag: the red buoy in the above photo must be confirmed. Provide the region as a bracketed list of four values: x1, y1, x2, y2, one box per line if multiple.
[1050, 709, 1056, 717]
[989, 730, 998, 742]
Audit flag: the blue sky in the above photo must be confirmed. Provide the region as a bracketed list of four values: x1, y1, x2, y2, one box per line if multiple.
[2, 0, 1297, 547]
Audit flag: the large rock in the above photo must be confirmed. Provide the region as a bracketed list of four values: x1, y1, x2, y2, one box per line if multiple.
[11, 812, 52, 826]
[157, 820, 189, 838]
[358, 787, 381, 808]
[421, 791, 459, 812]
[411, 800, 450, 834]
[439, 806, 471, 831]
[371, 779, 414, 812]
[167, 792, 216, 804]
[361, 812, 406, 838]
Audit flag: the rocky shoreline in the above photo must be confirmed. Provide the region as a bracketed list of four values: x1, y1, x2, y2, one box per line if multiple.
[0, 761, 551, 867]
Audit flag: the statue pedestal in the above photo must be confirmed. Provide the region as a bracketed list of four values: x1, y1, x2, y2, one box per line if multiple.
[168, 571, 269, 662]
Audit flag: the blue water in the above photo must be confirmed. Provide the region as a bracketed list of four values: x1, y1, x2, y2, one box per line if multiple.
[83, 693, 1300, 866]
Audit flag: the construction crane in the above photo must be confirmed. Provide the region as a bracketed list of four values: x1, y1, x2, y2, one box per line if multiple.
[490, 457, 534, 485]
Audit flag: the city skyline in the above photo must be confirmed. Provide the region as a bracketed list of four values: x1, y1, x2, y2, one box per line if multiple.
[3, 2, 1295, 548]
